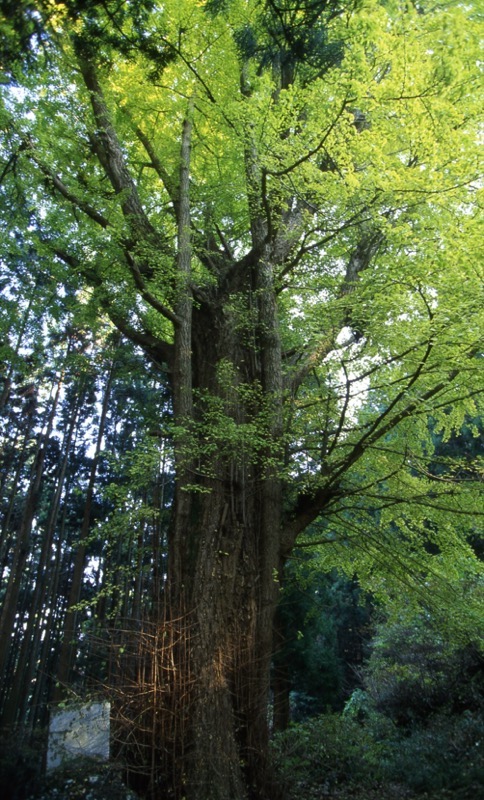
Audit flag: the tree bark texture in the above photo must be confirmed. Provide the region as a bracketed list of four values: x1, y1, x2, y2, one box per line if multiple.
[165, 286, 284, 800]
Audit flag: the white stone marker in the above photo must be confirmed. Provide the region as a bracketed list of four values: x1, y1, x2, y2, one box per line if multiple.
[47, 701, 110, 771]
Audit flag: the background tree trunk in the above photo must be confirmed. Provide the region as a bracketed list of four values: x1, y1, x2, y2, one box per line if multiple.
[0, 371, 63, 692]
[53, 355, 116, 701]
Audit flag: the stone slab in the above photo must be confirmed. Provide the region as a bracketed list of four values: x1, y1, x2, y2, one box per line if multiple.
[47, 702, 110, 771]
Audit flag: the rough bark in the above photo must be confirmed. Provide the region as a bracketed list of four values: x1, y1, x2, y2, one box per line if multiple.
[163, 270, 285, 798]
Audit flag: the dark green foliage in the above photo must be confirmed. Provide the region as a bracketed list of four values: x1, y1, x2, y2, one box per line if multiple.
[261, 0, 346, 76]
[360, 618, 484, 725]
[234, 24, 259, 61]
[273, 707, 484, 798]
[273, 611, 484, 799]
[275, 571, 343, 717]
[208, 0, 345, 81]
[70, 0, 176, 78]
[272, 712, 391, 798]
[0, 1, 48, 75]
[385, 711, 484, 794]
[0, 0, 174, 80]
[274, 565, 371, 720]
[351, 616, 484, 792]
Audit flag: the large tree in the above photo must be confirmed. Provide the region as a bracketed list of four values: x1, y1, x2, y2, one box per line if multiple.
[1, 1, 482, 797]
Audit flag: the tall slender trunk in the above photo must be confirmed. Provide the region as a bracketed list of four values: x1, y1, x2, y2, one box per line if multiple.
[52, 355, 116, 701]
[1, 385, 84, 727]
[0, 410, 37, 571]
[0, 373, 63, 690]
[28, 491, 72, 730]
[0, 283, 38, 415]
[170, 103, 194, 596]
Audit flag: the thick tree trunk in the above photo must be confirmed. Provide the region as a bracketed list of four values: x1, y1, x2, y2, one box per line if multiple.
[165, 283, 284, 799]
[71, 56, 287, 798]
[173, 478, 282, 800]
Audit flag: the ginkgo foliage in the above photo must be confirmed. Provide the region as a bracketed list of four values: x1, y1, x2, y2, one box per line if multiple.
[0, 1, 482, 798]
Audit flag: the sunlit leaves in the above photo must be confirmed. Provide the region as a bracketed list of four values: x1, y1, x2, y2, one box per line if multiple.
[1, 0, 482, 639]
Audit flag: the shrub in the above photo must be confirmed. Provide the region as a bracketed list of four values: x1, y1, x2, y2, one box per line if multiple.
[384, 710, 484, 794]
[272, 707, 484, 799]
[272, 713, 391, 798]
[361, 620, 483, 726]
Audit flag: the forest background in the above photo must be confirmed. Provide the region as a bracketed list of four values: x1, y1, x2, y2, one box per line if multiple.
[0, 1, 483, 799]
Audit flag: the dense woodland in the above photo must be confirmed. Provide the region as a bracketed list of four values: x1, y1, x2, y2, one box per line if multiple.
[0, 1, 483, 799]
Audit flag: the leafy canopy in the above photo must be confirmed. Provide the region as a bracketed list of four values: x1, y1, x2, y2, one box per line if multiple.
[0, 0, 482, 636]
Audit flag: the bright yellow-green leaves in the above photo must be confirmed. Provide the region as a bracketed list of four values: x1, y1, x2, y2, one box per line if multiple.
[1, 0, 482, 639]
[3, 1, 481, 401]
